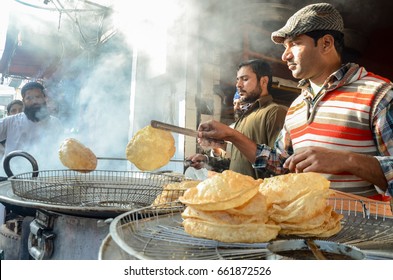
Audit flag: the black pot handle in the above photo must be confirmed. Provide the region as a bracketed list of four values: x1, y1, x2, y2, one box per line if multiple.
[3, 150, 39, 178]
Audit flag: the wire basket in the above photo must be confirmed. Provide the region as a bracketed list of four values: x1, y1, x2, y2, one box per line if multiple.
[8, 170, 186, 209]
[109, 197, 393, 260]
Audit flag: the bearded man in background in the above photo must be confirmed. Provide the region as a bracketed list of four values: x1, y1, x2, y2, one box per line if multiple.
[0, 81, 65, 176]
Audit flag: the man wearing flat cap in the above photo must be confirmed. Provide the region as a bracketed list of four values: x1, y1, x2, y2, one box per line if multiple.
[197, 3, 393, 202]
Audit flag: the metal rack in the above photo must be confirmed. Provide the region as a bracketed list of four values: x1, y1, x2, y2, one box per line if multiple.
[8, 170, 185, 208]
[109, 197, 393, 260]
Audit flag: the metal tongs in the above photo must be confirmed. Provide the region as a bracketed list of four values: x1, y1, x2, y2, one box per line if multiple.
[151, 120, 199, 137]
[306, 240, 327, 260]
[151, 120, 227, 145]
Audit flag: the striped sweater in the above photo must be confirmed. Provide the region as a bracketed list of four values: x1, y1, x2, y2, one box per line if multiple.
[254, 63, 393, 197]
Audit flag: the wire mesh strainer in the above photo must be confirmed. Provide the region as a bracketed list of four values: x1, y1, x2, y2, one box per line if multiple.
[8, 170, 186, 209]
[109, 197, 393, 260]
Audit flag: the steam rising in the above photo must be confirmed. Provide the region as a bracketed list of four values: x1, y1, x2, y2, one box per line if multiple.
[2, 0, 389, 175]
[2, 0, 186, 174]
[2, 0, 293, 175]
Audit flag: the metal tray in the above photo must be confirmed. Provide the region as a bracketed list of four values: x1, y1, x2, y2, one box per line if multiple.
[109, 198, 393, 260]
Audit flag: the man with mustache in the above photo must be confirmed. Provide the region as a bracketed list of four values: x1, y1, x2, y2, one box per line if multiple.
[197, 3, 393, 201]
[187, 59, 288, 179]
[0, 81, 64, 175]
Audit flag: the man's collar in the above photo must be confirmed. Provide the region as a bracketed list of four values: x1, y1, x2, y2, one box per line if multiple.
[298, 63, 356, 94]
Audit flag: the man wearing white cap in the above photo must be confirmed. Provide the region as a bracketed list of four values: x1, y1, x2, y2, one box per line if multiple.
[197, 3, 393, 201]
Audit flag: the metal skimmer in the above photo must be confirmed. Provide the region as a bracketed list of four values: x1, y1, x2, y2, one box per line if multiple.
[109, 197, 393, 260]
[8, 170, 185, 208]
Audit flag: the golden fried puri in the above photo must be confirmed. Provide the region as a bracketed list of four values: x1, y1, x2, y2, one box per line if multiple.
[177, 180, 202, 189]
[268, 188, 333, 223]
[179, 170, 262, 211]
[125, 125, 176, 171]
[259, 172, 330, 207]
[278, 206, 334, 231]
[58, 138, 97, 173]
[182, 193, 268, 224]
[279, 211, 343, 238]
[151, 180, 201, 207]
[179, 171, 279, 243]
[181, 206, 259, 224]
[182, 218, 280, 243]
[260, 172, 343, 238]
[225, 192, 268, 217]
[180, 171, 343, 243]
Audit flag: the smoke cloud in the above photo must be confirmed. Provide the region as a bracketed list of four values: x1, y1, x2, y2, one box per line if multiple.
[2, 0, 391, 176]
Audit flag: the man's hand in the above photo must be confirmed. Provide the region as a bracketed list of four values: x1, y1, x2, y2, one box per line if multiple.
[185, 154, 208, 170]
[197, 120, 235, 149]
[198, 120, 233, 140]
[283, 146, 388, 191]
[283, 146, 347, 174]
[198, 119, 258, 163]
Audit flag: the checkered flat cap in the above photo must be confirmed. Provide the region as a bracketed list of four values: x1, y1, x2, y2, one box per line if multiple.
[271, 3, 344, 44]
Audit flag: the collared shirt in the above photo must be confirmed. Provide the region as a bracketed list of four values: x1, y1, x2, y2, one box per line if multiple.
[253, 63, 393, 197]
[230, 95, 287, 179]
[0, 112, 65, 176]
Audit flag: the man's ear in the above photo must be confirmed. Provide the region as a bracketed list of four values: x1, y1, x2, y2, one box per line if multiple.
[321, 34, 335, 53]
[260, 76, 269, 88]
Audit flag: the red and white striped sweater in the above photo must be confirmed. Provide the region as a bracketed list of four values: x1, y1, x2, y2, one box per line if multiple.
[285, 66, 391, 196]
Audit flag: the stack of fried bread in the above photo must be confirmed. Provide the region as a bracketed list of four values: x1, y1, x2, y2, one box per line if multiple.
[179, 170, 281, 243]
[179, 171, 343, 243]
[151, 180, 201, 208]
[259, 173, 343, 238]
